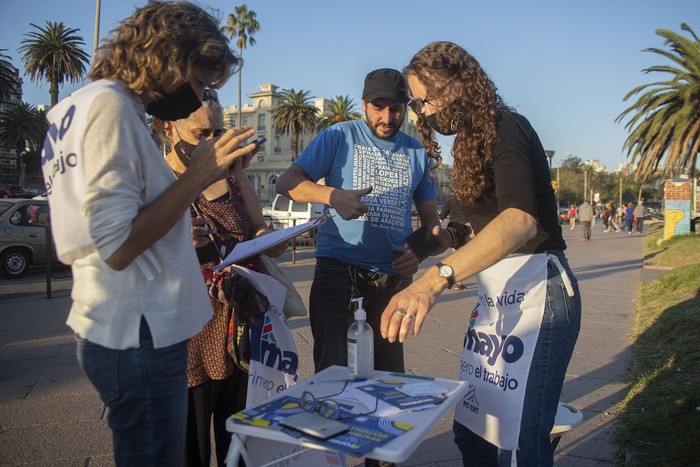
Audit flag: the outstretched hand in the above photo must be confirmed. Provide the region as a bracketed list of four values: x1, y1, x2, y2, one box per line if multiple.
[380, 277, 441, 343]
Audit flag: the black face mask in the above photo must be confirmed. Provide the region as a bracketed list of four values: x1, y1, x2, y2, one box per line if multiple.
[146, 83, 202, 121]
[424, 109, 464, 136]
[174, 138, 198, 168]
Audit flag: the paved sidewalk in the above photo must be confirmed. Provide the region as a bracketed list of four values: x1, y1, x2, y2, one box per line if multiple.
[0, 222, 650, 466]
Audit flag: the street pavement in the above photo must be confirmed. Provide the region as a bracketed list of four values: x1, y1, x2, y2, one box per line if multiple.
[0, 221, 656, 466]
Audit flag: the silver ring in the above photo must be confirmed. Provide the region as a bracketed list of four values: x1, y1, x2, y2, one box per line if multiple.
[396, 308, 406, 316]
[404, 313, 415, 320]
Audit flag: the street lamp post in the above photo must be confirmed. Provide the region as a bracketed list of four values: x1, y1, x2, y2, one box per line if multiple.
[93, 0, 101, 57]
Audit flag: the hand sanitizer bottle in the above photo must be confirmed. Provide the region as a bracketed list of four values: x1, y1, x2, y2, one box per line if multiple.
[347, 297, 374, 379]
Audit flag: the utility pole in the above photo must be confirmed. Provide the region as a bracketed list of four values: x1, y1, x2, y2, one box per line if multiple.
[93, 0, 101, 57]
[556, 167, 560, 209]
[619, 177, 622, 207]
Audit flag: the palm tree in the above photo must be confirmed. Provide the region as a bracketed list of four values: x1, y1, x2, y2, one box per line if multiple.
[223, 4, 260, 126]
[0, 49, 18, 102]
[18, 21, 90, 107]
[0, 102, 48, 182]
[271, 89, 318, 161]
[616, 23, 700, 181]
[316, 95, 363, 131]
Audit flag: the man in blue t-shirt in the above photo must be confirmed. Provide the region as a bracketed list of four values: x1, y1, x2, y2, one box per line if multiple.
[276, 68, 443, 376]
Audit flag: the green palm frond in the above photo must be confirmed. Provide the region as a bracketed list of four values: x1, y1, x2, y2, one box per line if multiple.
[271, 89, 318, 160]
[616, 22, 700, 181]
[222, 4, 260, 128]
[316, 95, 363, 131]
[0, 102, 48, 152]
[0, 49, 18, 102]
[18, 21, 90, 107]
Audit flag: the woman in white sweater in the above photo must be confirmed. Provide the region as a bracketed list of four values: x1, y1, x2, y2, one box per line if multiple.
[40, 3, 257, 465]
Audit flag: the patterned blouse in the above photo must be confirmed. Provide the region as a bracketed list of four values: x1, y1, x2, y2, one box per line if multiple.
[186, 177, 254, 388]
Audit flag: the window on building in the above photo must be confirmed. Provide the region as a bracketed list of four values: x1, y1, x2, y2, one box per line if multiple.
[242, 116, 248, 125]
[257, 114, 265, 131]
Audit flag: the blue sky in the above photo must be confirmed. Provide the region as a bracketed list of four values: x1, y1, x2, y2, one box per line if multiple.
[1, 0, 698, 170]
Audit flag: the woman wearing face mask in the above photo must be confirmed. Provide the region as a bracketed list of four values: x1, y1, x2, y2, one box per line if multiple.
[156, 93, 287, 467]
[380, 41, 581, 467]
[40, 3, 258, 466]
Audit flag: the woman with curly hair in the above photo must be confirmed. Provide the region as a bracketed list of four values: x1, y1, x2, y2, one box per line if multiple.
[41, 2, 257, 465]
[381, 41, 581, 466]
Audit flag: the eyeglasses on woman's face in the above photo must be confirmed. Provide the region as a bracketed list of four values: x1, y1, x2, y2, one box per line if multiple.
[202, 88, 219, 104]
[408, 75, 459, 115]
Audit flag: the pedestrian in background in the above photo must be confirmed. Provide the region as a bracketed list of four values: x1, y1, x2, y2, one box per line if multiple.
[634, 200, 646, 234]
[568, 204, 577, 230]
[616, 204, 625, 228]
[578, 200, 593, 241]
[623, 202, 635, 233]
[602, 202, 611, 232]
[40, 3, 255, 465]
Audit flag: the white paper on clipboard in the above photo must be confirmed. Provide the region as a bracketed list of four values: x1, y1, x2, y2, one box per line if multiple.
[213, 212, 330, 270]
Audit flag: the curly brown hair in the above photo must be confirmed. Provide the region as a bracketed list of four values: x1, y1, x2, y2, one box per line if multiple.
[90, 1, 239, 103]
[405, 41, 510, 203]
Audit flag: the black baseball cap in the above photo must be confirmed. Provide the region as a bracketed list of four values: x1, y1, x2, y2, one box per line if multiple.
[362, 68, 409, 104]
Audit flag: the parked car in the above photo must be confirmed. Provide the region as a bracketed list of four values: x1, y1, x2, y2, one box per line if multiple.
[558, 207, 570, 224]
[261, 203, 273, 217]
[0, 183, 23, 198]
[269, 194, 325, 235]
[0, 198, 58, 278]
[18, 187, 46, 199]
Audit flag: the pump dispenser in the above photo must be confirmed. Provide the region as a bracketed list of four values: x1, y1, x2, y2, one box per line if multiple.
[347, 297, 374, 379]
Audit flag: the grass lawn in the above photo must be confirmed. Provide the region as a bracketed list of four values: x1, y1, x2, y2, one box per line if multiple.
[618, 223, 700, 465]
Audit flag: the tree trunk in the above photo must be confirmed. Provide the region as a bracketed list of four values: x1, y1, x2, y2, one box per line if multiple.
[237, 46, 243, 127]
[291, 125, 299, 161]
[50, 79, 59, 107]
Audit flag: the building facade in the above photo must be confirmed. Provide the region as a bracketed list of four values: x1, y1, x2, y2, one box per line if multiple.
[0, 67, 23, 182]
[224, 83, 426, 206]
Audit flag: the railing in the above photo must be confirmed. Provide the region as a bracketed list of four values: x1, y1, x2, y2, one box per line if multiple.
[42, 225, 72, 299]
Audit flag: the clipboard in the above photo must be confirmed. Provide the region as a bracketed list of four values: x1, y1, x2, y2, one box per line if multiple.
[213, 211, 331, 270]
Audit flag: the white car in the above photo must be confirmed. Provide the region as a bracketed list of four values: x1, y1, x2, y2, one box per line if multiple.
[0, 198, 58, 278]
[269, 194, 325, 235]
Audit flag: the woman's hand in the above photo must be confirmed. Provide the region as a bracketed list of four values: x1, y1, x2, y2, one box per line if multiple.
[255, 228, 288, 258]
[191, 216, 212, 248]
[188, 126, 257, 186]
[380, 274, 443, 343]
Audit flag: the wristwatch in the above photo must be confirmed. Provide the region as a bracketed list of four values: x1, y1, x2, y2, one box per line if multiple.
[436, 262, 455, 288]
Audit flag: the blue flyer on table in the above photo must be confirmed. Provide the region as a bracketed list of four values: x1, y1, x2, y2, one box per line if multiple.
[356, 379, 447, 411]
[231, 395, 413, 456]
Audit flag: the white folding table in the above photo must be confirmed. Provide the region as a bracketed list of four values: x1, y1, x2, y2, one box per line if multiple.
[224, 365, 469, 466]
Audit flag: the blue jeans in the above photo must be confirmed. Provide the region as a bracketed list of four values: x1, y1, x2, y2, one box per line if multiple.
[453, 251, 581, 467]
[309, 256, 408, 373]
[76, 318, 189, 467]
